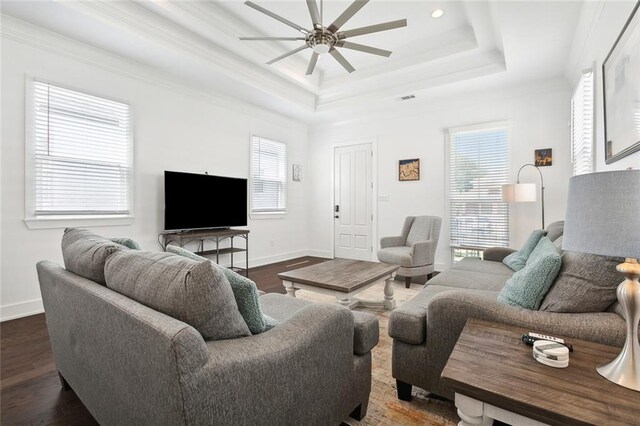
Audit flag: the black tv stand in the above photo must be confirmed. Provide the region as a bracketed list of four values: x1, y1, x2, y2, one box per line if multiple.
[160, 228, 250, 277]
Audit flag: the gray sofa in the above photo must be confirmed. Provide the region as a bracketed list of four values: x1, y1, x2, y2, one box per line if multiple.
[37, 236, 378, 425]
[388, 221, 628, 400]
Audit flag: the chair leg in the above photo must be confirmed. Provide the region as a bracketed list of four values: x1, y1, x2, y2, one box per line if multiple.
[404, 276, 411, 289]
[58, 372, 71, 391]
[397, 379, 412, 401]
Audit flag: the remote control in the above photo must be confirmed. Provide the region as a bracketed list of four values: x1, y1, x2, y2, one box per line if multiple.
[522, 332, 573, 352]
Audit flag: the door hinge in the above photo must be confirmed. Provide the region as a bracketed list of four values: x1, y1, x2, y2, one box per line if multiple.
[371, 246, 373, 252]
[371, 214, 374, 221]
[371, 182, 373, 189]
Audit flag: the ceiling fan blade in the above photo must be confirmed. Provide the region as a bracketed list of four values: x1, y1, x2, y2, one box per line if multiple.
[328, 0, 369, 33]
[266, 45, 309, 65]
[244, 1, 308, 33]
[306, 52, 319, 75]
[337, 41, 391, 57]
[338, 19, 407, 39]
[329, 48, 355, 73]
[306, 0, 321, 27]
[240, 37, 306, 41]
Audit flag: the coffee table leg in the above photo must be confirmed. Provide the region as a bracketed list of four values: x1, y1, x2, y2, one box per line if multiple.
[383, 276, 396, 309]
[282, 280, 297, 298]
[455, 394, 492, 426]
[338, 298, 352, 308]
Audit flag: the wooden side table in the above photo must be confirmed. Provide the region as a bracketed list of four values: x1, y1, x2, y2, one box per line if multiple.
[441, 319, 640, 426]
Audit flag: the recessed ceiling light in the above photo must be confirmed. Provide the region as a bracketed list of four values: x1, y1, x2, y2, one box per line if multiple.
[431, 9, 444, 18]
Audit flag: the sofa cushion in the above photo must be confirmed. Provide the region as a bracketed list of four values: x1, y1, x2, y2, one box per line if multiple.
[427, 267, 509, 292]
[62, 228, 126, 285]
[388, 285, 498, 345]
[498, 237, 561, 310]
[110, 237, 141, 250]
[377, 246, 413, 267]
[545, 221, 564, 242]
[452, 257, 514, 277]
[104, 250, 251, 340]
[503, 229, 546, 271]
[260, 293, 378, 355]
[539, 251, 624, 313]
[166, 245, 276, 334]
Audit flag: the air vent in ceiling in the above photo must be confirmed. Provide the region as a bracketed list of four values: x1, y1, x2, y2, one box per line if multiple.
[399, 95, 416, 101]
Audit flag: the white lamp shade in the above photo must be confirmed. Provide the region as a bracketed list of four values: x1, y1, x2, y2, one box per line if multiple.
[502, 183, 537, 202]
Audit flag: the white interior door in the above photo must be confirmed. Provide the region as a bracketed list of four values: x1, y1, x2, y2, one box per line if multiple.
[334, 143, 373, 260]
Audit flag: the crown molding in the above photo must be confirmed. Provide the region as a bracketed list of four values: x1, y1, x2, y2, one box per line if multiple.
[309, 76, 570, 131]
[0, 15, 311, 129]
[63, 0, 316, 110]
[316, 49, 506, 112]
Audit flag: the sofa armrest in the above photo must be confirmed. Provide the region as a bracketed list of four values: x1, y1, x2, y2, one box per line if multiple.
[381, 236, 405, 249]
[482, 247, 516, 262]
[180, 303, 361, 424]
[427, 291, 626, 348]
[352, 311, 379, 354]
[411, 240, 436, 265]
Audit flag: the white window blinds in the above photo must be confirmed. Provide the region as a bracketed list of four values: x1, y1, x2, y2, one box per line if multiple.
[31, 80, 131, 216]
[251, 136, 287, 213]
[448, 125, 510, 251]
[570, 69, 594, 176]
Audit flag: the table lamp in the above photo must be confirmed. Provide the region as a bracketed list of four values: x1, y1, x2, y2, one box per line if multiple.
[562, 170, 640, 391]
[502, 164, 545, 229]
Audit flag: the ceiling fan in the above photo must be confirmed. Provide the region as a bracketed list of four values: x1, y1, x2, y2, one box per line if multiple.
[239, 0, 407, 75]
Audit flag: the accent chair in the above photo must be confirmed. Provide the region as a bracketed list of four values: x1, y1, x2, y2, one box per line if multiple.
[377, 216, 442, 288]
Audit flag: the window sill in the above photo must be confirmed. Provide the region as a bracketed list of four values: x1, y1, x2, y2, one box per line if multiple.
[24, 215, 134, 230]
[249, 212, 287, 220]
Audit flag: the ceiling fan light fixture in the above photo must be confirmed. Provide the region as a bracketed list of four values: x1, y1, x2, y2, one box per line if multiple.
[431, 9, 444, 18]
[312, 43, 331, 54]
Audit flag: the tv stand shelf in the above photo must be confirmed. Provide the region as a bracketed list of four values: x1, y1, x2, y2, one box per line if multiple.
[160, 228, 250, 277]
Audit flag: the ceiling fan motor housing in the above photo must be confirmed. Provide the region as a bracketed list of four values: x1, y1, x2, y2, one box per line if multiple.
[307, 29, 337, 54]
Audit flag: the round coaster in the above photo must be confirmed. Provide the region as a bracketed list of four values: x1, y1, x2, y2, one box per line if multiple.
[533, 351, 569, 368]
[533, 340, 569, 358]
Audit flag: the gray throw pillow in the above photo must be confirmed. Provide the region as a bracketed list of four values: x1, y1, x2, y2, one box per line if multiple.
[503, 229, 546, 271]
[110, 237, 141, 250]
[498, 237, 562, 310]
[62, 228, 125, 285]
[104, 250, 251, 340]
[539, 251, 623, 313]
[165, 245, 277, 334]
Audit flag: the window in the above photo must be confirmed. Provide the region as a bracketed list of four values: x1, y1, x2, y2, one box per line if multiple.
[27, 79, 132, 225]
[250, 136, 287, 214]
[570, 69, 594, 176]
[447, 124, 510, 261]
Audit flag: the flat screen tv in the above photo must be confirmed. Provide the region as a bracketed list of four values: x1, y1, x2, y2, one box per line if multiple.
[164, 171, 247, 231]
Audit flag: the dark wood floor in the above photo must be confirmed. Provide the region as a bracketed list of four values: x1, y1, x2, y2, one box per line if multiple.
[0, 256, 328, 425]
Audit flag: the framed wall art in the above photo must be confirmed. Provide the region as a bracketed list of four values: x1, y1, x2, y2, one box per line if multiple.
[603, 1, 640, 164]
[399, 158, 420, 181]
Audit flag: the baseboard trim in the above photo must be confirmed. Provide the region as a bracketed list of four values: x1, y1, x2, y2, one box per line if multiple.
[1, 299, 45, 322]
[217, 249, 322, 269]
[306, 250, 333, 259]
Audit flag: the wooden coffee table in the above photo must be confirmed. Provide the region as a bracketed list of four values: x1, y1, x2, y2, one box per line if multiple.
[278, 258, 399, 309]
[441, 319, 640, 426]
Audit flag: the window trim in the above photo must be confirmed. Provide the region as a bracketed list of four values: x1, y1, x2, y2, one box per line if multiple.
[23, 75, 134, 229]
[445, 120, 511, 263]
[249, 134, 287, 219]
[570, 67, 595, 176]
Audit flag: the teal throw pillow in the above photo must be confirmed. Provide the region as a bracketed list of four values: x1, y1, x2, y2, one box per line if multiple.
[110, 237, 141, 250]
[498, 237, 561, 310]
[165, 245, 276, 334]
[503, 229, 546, 271]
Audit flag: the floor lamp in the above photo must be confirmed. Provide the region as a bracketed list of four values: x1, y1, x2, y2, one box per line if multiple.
[562, 170, 640, 391]
[501, 163, 545, 229]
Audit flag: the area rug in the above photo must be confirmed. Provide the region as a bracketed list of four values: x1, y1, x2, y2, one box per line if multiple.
[295, 281, 459, 426]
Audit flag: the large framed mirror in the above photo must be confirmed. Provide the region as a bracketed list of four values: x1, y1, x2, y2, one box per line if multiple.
[602, 1, 640, 164]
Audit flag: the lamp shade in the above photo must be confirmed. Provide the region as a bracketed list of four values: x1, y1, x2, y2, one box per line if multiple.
[502, 183, 537, 202]
[562, 170, 640, 259]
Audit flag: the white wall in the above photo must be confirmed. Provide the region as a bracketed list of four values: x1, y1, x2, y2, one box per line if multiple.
[567, 1, 640, 171]
[308, 81, 572, 270]
[0, 37, 310, 321]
